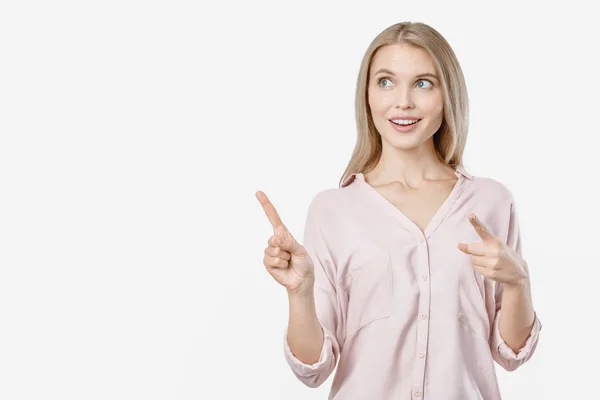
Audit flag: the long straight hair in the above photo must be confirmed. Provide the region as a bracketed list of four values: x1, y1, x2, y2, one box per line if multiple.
[339, 22, 469, 187]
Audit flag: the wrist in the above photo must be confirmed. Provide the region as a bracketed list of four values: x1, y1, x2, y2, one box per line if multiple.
[505, 276, 529, 291]
[287, 278, 315, 299]
[287, 285, 317, 316]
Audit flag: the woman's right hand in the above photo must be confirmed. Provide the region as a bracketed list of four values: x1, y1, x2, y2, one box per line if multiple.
[256, 190, 315, 295]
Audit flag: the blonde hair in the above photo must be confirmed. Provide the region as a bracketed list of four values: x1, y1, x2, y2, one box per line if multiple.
[339, 22, 469, 187]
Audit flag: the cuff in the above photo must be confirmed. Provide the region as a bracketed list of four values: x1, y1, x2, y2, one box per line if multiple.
[492, 310, 542, 361]
[283, 323, 335, 377]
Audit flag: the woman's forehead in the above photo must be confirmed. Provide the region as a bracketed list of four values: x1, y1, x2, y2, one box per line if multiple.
[370, 44, 436, 75]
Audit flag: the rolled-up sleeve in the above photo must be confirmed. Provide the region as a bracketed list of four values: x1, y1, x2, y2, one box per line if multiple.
[491, 198, 542, 371]
[282, 193, 344, 387]
[283, 323, 339, 387]
[491, 308, 542, 371]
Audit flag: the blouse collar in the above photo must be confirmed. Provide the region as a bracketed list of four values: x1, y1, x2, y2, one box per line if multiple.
[340, 164, 473, 188]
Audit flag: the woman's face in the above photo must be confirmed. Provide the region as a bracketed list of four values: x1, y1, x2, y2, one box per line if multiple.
[368, 43, 444, 152]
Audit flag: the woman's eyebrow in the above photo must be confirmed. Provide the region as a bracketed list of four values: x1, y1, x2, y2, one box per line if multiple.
[372, 68, 439, 81]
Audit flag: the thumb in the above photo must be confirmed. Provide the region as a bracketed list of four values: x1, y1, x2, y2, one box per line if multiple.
[287, 240, 307, 257]
[275, 228, 307, 257]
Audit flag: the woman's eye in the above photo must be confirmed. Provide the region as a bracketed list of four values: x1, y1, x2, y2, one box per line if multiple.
[417, 79, 433, 89]
[378, 77, 392, 87]
[378, 78, 433, 88]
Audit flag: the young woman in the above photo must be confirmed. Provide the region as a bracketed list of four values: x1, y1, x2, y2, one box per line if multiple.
[256, 21, 541, 400]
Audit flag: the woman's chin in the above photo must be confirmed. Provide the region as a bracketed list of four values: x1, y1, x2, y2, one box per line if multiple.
[381, 133, 429, 151]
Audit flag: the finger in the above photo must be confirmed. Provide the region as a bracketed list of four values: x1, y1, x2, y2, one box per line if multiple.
[256, 191, 286, 232]
[471, 263, 487, 276]
[458, 242, 487, 256]
[469, 213, 497, 242]
[268, 235, 277, 247]
[470, 255, 494, 268]
[264, 254, 289, 269]
[268, 231, 305, 257]
[265, 245, 291, 261]
[268, 235, 285, 248]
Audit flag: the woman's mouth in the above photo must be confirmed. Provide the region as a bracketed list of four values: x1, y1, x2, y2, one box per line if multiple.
[389, 118, 422, 133]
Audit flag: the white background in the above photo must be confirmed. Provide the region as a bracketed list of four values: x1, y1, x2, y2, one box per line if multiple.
[1, 1, 598, 399]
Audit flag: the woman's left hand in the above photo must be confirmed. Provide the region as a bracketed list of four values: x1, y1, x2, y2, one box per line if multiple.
[458, 213, 529, 286]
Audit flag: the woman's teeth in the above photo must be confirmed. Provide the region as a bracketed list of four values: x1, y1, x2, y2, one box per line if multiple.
[391, 119, 420, 126]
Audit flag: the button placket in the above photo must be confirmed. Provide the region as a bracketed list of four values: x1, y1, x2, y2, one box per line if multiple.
[412, 235, 430, 399]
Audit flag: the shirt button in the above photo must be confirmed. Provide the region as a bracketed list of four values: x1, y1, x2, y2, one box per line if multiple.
[421, 274, 427, 281]
[414, 389, 422, 397]
[419, 237, 425, 243]
[418, 351, 425, 358]
[420, 313, 427, 320]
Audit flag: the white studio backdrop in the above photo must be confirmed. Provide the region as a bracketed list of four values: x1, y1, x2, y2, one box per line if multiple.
[1, 1, 598, 399]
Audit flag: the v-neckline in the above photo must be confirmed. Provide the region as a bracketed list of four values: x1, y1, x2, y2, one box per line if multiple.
[356, 168, 467, 240]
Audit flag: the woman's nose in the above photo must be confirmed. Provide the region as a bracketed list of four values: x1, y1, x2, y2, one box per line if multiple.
[394, 87, 415, 109]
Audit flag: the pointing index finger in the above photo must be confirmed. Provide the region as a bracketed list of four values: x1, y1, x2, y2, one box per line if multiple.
[256, 191, 285, 231]
[469, 213, 495, 242]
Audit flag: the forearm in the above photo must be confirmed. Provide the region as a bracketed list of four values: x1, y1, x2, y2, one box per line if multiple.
[499, 278, 536, 353]
[287, 286, 325, 365]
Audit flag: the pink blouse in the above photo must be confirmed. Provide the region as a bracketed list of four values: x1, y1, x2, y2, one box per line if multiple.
[283, 165, 542, 399]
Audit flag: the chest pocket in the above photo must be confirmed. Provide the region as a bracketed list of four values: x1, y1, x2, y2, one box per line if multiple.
[341, 249, 393, 337]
